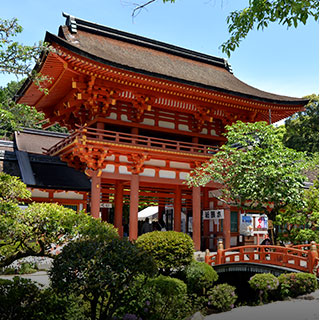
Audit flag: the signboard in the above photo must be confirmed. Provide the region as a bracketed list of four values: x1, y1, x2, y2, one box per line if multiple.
[202, 209, 224, 220]
[255, 215, 268, 229]
[240, 214, 253, 236]
[100, 203, 112, 208]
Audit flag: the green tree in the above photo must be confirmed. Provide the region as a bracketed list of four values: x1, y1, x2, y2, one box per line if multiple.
[0, 18, 44, 76]
[134, 1, 318, 56]
[275, 179, 319, 244]
[0, 80, 45, 139]
[0, 80, 68, 139]
[221, 0, 319, 57]
[50, 238, 157, 320]
[0, 172, 119, 268]
[187, 121, 308, 241]
[283, 94, 319, 154]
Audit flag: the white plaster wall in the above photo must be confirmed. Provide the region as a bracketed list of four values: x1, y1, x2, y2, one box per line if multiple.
[144, 159, 166, 167]
[170, 161, 190, 169]
[119, 166, 131, 175]
[139, 168, 155, 177]
[54, 191, 83, 200]
[159, 121, 175, 129]
[103, 164, 115, 173]
[211, 129, 218, 136]
[159, 170, 176, 179]
[178, 124, 191, 132]
[31, 189, 49, 198]
[107, 112, 117, 120]
[105, 155, 115, 161]
[121, 114, 129, 122]
[179, 172, 189, 180]
[119, 156, 129, 163]
[142, 118, 155, 126]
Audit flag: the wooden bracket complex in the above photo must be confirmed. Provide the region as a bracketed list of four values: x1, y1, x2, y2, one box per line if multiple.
[127, 153, 150, 174]
[129, 94, 154, 122]
[193, 106, 213, 132]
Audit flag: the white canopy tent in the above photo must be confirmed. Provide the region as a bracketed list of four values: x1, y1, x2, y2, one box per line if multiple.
[138, 206, 158, 221]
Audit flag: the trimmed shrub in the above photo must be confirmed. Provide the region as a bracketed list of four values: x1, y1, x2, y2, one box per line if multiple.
[207, 283, 237, 312]
[50, 238, 157, 320]
[136, 231, 194, 275]
[278, 272, 318, 298]
[185, 260, 218, 295]
[248, 273, 279, 303]
[147, 275, 192, 320]
[0, 277, 86, 320]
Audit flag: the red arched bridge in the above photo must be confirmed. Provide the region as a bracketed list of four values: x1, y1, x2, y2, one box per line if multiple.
[205, 241, 319, 277]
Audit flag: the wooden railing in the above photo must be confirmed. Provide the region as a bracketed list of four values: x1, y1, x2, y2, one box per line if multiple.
[205, 241, 319, 275]
[46, 126, 219, 157]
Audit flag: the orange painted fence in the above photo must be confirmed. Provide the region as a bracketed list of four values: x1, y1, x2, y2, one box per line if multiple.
[205, 241, 319, 276]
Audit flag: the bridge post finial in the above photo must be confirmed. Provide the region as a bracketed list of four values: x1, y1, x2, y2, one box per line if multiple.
[309, 241, 318, 274]
[216, 240, 224, 265]
[205, 249, 210, 265]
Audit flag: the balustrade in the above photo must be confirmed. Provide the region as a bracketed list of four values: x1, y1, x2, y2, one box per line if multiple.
[46, 126, 218, 157]
[205, 241, 319, 276]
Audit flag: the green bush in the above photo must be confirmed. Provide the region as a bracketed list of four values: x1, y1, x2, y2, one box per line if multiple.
[278, 272, 318, 298]
[185, 260, 218, 295]
[136, 231, 194, 275]
[207, 283, 237, 312]
[18, 262, 38, 274]
[248, 273, 279, 303]
[147, 275, 192, 320]
[50, 238, 157, 320]
[0, 277, 86, 320]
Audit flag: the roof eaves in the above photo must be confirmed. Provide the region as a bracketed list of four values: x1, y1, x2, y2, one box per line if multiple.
[46, 32, 308, 107]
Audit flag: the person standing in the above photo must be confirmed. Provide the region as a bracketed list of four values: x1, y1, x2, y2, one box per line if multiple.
[141, 217, 153, 234]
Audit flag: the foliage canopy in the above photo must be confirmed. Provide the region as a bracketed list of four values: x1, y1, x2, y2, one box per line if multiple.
[283, 94, 319, 155]
[0, 172, 118, 268]
[187, 121, 308, 226]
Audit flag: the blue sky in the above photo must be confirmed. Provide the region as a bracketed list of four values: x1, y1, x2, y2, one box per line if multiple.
[1, 0, 318, 100]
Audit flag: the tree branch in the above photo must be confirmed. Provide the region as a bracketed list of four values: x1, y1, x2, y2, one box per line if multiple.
[132, 0, 156, 18]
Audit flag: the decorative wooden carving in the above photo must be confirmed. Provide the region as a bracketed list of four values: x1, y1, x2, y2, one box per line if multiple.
[192, 106, 213, 132]
[44, 77, 119, 129]
[129, 94, 154, 122]
[127, 153, 150, 174]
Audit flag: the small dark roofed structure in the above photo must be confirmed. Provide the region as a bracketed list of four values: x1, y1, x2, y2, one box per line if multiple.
[0, 129, 90, 210]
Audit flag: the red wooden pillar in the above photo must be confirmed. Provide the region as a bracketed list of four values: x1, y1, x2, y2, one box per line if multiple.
[192, 186, 201, 251]
[91, 172, 101, 218]
[202, 187, 209, 249]
[174, 185, 182, 232]
[129, 174, 139, 241]
[158, 204, 164, 220]
[114, 180, 124, 237]
[223, 205, 231, 249]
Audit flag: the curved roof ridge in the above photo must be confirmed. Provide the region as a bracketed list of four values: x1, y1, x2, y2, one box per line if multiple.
[62, 12, 232, 72]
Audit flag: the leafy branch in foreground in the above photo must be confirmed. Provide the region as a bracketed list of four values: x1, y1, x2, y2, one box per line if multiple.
[221, 0, 319, 57]
[0, 17, 47, 76]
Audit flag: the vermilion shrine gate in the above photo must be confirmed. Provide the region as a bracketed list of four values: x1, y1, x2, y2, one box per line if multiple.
[17, 14, 307, 250]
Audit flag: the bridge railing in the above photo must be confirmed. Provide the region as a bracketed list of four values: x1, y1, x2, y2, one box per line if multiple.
[205, 241, 319, 275]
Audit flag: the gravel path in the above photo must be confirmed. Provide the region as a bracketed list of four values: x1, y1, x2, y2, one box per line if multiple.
[204, 291, 319, 320]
